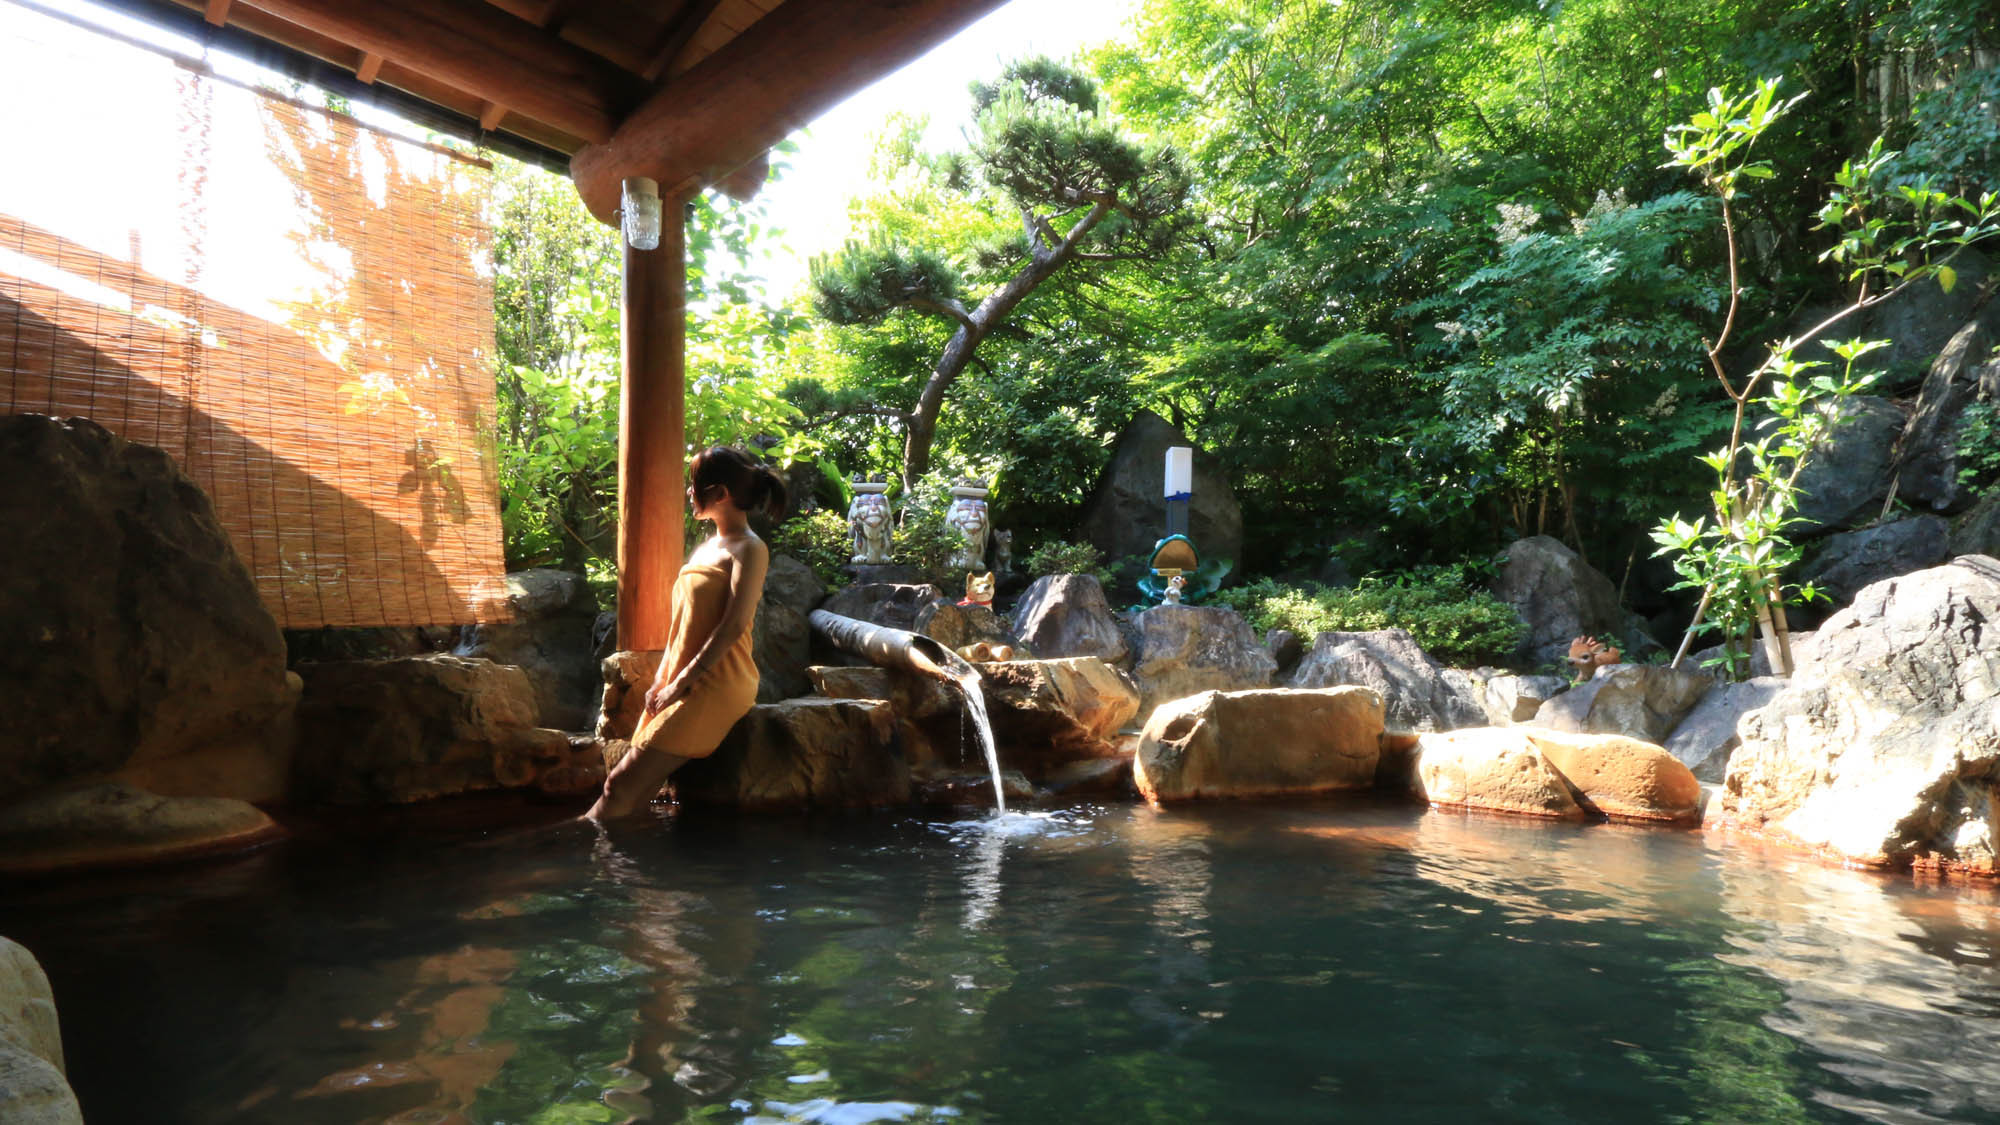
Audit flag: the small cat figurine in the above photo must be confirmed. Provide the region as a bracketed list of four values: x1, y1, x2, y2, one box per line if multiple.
[960, 570, 996, 608]
[993, 529, 1014, 574]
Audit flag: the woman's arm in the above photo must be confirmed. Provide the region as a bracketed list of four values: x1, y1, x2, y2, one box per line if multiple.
[645, 538, 770, 713]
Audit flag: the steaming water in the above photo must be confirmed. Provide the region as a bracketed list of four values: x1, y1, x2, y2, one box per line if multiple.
[9, 798, 2000, 1124]
[946, 666, 1007, 813]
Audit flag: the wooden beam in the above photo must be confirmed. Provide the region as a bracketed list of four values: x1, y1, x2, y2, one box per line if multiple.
[478, 100, 507, 131]
[204, 0, 232, 25]
[640, 0, 726, 82]
[570, 0, 1007, 223]
[354, 50, 383, 84]
[538, 0, 581, 32]
[235, 0, 639, 143]
[717, 150, 769, 202]
[615, 197, 687, 653]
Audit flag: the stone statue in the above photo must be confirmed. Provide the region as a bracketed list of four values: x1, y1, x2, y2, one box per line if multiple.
[847, 478, 892, 565]
[945, 480, 991, 571]
[992, 529, 1013, 575]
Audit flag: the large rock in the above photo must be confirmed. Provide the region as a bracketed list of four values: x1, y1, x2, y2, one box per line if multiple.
[1531, 663, 1713, 743]
[1079, 410, 1243, 579]
[1134, 687, 1384, 802]
[1467, 671, 1569, 725]
[762, 553, 827, 617]
[1791, 396, 1904, 533]
[1663, 676, 1787, 782]
[1951, 489, 2000, 558]
[291, 655, 575, 803]
[915, 600, 1014, 653]
[1525, 729, 1703, 823]
[453, 569, 601, 730]
[0, 1047, 80, 1125]
[671, 698, 909, 810]
[976, 658, 1140, 774]
[819, 583, 945, 634]
[1011, 575, 1127, 663]
[1797, 516, 1949, 607]
[1718, 558, 2000, 872]
[753, 601, 813, 703]
[0, 414, 293, 806]
[1412, 728, 1587, 820]
[1288, 629, 1486, 733]
[1889, 320, 1991, 513]
[1866, 247, 1995, 378]
[0, 939, 61, 1076]
[1128, 605, 1276, 718]
[596, 649, 662, 740]
[1490, 536, 1623, 667]
[0, 782, 281, 875]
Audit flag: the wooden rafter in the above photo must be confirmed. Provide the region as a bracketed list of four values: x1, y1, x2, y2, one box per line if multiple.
[354, 50, 383, 83]
[478, 100, 507, 131]
[203, 0, 231, 25]
[232, 0, 640, 143]
[640, 0, 725, 82]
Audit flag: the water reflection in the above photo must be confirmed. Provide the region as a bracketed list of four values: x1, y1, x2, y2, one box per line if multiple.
[8, 800, 2000, 1123]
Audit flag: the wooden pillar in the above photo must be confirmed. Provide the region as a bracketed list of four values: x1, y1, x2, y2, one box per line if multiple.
[615, 195, 685, 652]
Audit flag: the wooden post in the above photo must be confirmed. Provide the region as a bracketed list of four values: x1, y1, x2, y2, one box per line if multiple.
[615, 195, 685, 652]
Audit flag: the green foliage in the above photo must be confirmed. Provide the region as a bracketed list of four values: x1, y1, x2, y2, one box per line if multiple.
[1956, 398, 2000, 489]
[1210, 565, 1528, 668]
[1022, 539, 1113, 585]
[768, 508, 853, 592]
[809, 239, 966, 326]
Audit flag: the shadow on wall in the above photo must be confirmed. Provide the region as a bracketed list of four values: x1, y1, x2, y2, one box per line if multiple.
[0, 217, 489, 627]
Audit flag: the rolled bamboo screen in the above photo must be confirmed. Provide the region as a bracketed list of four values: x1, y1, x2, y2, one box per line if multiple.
[0, 10, 510, 626]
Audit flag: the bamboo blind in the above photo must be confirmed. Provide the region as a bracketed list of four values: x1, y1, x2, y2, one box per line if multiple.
[0, 13, 510, 627]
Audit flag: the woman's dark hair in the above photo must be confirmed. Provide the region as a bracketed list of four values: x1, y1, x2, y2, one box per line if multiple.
[689, 445, 787, 520]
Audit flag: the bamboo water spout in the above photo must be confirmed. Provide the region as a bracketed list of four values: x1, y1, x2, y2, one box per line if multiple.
[807, 609, 1006, 811]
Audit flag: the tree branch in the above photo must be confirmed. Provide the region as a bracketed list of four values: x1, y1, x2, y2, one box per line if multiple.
[905, 295, 977, 331]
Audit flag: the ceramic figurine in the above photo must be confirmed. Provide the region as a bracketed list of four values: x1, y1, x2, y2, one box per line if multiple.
[945, 479, 991, 571]
[961, 570, 996, 608]
[847, 477, 892, 564]
[993, 529, 1013, 575]
[1162, 573, 1186, 606]
[1565, 635, 1620, 681]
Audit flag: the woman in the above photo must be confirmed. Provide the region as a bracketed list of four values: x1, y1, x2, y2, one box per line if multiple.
[587, 446, 786, 820]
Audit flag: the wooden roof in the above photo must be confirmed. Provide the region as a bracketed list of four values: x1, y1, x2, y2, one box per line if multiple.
[97, 0, 1008, 191]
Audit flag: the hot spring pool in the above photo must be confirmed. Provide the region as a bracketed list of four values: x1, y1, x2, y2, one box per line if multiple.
[5, 797, 2000, 1124]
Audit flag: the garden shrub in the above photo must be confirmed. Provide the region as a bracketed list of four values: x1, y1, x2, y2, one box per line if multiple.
[1210, 564, 1526, 667]
[768, 508, 852, 592]
[1022, 539, 1113, 585]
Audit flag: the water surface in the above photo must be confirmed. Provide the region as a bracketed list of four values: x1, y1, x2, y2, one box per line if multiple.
[5, 797, 2000, 1124]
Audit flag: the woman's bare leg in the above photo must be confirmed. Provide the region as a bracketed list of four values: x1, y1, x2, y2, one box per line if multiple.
[585, 747, 691, 820]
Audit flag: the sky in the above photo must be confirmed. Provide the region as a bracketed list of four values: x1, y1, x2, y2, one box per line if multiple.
[747, 0, 1144, 299]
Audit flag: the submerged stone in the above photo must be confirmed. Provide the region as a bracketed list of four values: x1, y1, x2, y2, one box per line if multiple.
[1413, 728, 1587, 820]
[0, 782, 281, 875]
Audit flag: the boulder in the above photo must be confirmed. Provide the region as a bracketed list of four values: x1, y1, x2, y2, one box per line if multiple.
[1265, 628, 1304, 678]
[1128, 605, 1276, 718]
[0, 415, 293, 806]
[1288, 629, 1486, 733]
[1889, 320, 1991, 513]
[1797, 516, 1949, 608]
[1134, 687, 1384, 803]
[453, 569, 601, 730]
[1010, 575, 1128, 664]
[671, 699, 909, 811]
[596, 650, 662, 740]
[753, 600, 813, 703]
[1078, 410, 1243, 581]
[915, 600, 1015, 653]
[1531, 663, 1713, 743]
[1523, 729, 1703, 823]
[1718, 558, 2000, 872]
[976, 658, 1141, 774]
[291, 655, 573, 803]
[1490, 536, 1624, 667]
[1790, 396, 1904, 533]
[1663, 676, 1787, 782]
[1951, 489, 2000, 558]
[0, 783, 281, 875]
[0, 1044, 80, 1125]
[763, 553, 827, 617]
[1866, 247, 1994, 379]
[1412, 728, 1587, 820]
[0, 939, 62, 1075]
[808, 663, 962, 781]
[1469, 671, 1569, 725]
[819, 583, 945, 633]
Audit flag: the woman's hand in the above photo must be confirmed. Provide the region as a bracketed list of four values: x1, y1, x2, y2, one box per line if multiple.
[643, 673, 692, 716]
